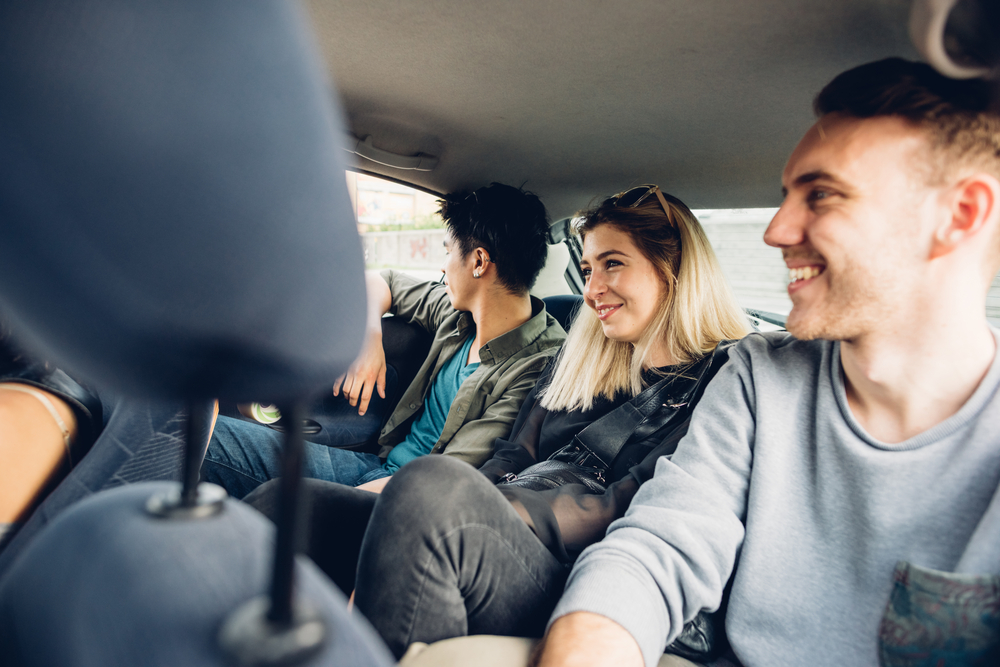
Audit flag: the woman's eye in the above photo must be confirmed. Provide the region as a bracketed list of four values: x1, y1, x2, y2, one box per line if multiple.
[581, 267, 591, 278]
[606, 260, 622, 269]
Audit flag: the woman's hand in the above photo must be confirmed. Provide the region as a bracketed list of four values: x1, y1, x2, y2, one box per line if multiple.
[333, 330, 387, 416]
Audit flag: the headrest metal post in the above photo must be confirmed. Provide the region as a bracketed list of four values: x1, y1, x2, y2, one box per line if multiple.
[218, 401, 326, 665]
[145, 400, 226, 519]
[269, 402, 308, 624]
[182, 399, 216, 506]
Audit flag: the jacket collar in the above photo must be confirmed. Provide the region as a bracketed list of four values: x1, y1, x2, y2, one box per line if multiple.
[456, 296, 559, 367]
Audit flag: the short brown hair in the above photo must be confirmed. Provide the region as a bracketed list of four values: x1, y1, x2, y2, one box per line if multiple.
[814, 58, 1000, 184]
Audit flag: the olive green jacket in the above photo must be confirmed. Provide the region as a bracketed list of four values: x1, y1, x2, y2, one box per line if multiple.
[377, 270, 566, 467]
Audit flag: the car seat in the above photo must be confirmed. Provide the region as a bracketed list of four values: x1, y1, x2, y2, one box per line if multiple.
[0, 1, 392, 665]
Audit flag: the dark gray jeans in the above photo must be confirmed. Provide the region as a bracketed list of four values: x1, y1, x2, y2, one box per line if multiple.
[246, 456, 569, 659]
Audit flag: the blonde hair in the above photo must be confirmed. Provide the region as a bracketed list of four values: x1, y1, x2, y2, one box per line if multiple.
[540, 190, 751, 412]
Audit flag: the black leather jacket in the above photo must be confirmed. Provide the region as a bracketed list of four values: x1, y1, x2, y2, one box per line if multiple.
[478, 345, 732, 562]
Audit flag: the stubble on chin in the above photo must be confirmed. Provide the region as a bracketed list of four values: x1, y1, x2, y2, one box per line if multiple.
[785, 244, 897, 342]
[785, 289, 884, 343]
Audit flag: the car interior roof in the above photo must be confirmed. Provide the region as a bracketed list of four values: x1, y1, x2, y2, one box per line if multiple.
[307, 0, 918, 219]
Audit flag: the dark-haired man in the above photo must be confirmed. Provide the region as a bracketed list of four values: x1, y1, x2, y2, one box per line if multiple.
[538, 59, 1000, 666]
[202, 183, 565, 497]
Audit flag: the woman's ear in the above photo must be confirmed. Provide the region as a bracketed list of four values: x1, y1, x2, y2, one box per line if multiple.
[930, 173, 1000, 260]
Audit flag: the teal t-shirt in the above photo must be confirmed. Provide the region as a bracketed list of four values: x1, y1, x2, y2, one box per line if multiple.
[383, 335, 479, 473]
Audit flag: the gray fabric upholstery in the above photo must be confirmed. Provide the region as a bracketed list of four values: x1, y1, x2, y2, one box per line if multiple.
[0, 0, 365, 403]
[307, 0, 919, 215]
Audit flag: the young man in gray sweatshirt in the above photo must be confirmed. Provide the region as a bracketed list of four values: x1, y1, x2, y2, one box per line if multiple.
[536, 59, 1000, 667]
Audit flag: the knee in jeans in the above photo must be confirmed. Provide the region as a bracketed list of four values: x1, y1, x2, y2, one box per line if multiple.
[382, 456, 484, 522]
[393, 455, 466, 483]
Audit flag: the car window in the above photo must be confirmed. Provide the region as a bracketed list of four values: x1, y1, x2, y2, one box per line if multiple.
[694, 207, 788, 329]
[348, 171, 446, 284]
[349, 171, 577, 296]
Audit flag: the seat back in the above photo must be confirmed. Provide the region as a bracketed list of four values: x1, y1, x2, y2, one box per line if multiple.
[0, 0, 365, 404]
[542, 295, 584, 332]
[381, 316, 434, 411]
[0, 2, 385, 664]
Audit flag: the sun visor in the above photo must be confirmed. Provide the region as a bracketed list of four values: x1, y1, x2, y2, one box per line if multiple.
[0, 1, 366, 403]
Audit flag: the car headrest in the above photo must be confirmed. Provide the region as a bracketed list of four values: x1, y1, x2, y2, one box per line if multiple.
[0, 1, 365, 403]
[0, 483, 395, 667]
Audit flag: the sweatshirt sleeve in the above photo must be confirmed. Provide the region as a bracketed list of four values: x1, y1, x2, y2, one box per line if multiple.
[548, 344, 756, 667]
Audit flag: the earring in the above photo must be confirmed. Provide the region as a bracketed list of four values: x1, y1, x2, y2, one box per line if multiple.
[473, 271, 481, 278]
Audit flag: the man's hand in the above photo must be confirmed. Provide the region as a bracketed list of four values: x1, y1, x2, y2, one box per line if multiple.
[333, 330, 387, 416]
[355, 476, 391, 494]
[532, 612, 643, 667]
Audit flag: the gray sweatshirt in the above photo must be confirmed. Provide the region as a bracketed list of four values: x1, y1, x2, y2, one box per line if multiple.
[551, 331, 1000, 667]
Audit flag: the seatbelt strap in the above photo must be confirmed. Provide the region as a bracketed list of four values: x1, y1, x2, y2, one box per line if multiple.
[571, 346, 720, 467]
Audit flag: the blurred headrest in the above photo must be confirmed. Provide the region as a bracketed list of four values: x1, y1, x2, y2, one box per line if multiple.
[0, 483, 395, 667]
[0, 0, 365, 402]
[910, 0, 1000, 80]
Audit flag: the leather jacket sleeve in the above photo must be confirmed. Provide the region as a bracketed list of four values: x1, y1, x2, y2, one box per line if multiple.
[499, 416, 692, 562]
[482, 345, 732, 563]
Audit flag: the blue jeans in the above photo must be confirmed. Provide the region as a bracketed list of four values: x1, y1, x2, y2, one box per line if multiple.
[202, 367, 399, 499]
[201, 416, 392, 499]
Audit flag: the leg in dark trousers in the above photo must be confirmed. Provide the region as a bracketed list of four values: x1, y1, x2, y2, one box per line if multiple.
[243, 478, 378, 595]
[354, 456, 569, 659]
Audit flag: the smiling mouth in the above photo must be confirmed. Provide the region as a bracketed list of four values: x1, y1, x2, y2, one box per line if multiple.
[596, 304, 621, 320]
[788, 265, 825, 284]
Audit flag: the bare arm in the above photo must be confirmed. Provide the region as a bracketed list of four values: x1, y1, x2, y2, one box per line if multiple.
[534, 612, 643, 667]
[334, 271, 393, 415]
[0, 384, 78, 523]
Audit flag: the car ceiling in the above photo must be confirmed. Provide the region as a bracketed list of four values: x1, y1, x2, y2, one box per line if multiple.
[306, 0, 918, 219]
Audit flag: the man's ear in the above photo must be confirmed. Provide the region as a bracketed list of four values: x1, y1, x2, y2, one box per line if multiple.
[471, 247, 491, 276]
[929, 173, 1000, 260]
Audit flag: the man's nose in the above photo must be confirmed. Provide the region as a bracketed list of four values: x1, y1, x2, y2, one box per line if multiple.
[763, 200, 806, 249]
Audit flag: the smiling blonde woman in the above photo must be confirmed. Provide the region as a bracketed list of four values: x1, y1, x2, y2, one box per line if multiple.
[542, 186, 750, 411]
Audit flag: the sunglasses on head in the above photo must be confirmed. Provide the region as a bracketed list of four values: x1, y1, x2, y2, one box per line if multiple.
[609, 184, 677, 228]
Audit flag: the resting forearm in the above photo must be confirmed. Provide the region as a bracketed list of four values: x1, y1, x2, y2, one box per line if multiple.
[535, 612, 642, 667]
[365, 270, 392, 332]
